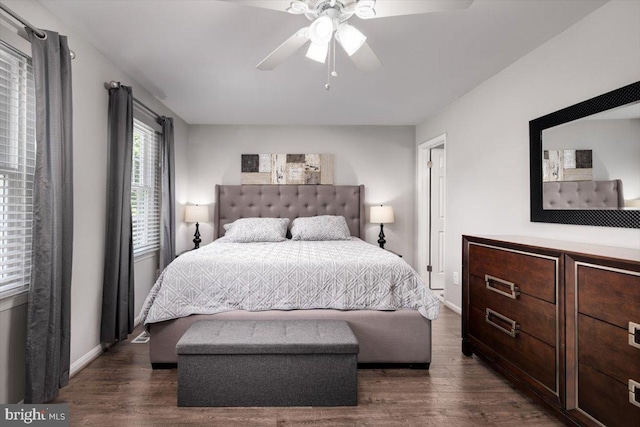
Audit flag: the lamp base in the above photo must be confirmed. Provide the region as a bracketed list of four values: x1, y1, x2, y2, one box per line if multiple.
[377, 223, 386, 249]
[193, 222, 202, 249]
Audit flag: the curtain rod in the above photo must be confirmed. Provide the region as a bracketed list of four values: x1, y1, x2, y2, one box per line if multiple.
[0, 3, 45, 39]
[0, 2, 76, 59]
[104, 81, 163, 120]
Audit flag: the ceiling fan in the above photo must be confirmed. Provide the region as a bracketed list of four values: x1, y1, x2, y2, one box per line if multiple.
[223, 0, 474, 88]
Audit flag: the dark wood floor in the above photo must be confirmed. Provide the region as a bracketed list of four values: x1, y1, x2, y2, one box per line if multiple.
[53, 306, 563, 426]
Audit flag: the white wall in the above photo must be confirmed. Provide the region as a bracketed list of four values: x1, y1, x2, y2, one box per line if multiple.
[0, 1, 189, 402]
[187, 125, 417, 264]
[416, 0, 640, 311]
[0, 297, 27, 403]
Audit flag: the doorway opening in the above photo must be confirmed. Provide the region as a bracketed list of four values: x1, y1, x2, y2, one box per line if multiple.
[417, 134, 446, 293]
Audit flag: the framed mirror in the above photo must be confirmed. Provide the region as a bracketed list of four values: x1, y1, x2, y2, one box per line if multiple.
[529, 81, 640, 228]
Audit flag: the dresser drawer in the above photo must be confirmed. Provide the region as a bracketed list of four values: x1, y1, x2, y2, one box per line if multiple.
[578, 314, 640, 386]
[469, 306, 556, 391]
[469, 243, 557, 303]
[577, 363, 640, 427]
[469, 275, 555, 347]
[577, 263, 640, 329]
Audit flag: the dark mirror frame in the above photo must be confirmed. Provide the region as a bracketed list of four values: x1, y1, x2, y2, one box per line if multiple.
[529, 81, 640, 228]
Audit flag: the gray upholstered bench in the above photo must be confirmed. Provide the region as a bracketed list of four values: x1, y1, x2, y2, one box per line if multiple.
[176, 319, 359, 407]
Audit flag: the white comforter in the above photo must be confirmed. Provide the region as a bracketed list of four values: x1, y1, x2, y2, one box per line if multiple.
[141, 237, 440, 324]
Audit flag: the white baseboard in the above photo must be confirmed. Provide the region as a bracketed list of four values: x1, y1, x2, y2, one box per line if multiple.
[69, 344, 103, 378]
[69, 317, 144, 379]
[443, 300, 462, 315]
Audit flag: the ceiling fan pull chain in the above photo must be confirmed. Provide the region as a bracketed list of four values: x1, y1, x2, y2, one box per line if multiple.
[325, 46, 331, 90]
[331, 34, 338, 78]
[325, 35, 333, 90]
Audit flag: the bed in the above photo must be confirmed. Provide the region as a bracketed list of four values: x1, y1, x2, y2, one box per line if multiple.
[142, 184, 439, 368]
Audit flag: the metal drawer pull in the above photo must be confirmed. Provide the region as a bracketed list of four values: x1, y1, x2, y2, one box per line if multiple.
[485, 275, 520, 299]
[629, 322, 640, 350]
[630, 379, 640, 408]
[485, 308, 520, 338]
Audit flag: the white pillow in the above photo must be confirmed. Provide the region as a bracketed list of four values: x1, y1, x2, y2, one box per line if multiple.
[224, 217, 290, 243]
[290, 215, 351, 241]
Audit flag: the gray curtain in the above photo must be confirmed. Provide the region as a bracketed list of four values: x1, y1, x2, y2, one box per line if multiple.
[24, 29, 74, 404]
[100, 85, 135, 344]
[158, 116, 175, 270]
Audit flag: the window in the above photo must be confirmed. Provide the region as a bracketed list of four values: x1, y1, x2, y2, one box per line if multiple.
[131, 118, 161, 255]
[0, 41, 35, 297]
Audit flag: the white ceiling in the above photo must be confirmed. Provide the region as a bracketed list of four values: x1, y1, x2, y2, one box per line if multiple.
[38, 0, 607, 125]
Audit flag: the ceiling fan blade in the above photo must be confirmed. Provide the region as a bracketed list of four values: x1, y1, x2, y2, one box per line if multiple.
[365, 0, 474, 19]
[349, 41, 382, 74]
[219, 0, 290, 13]
[256, 27, 310, 70]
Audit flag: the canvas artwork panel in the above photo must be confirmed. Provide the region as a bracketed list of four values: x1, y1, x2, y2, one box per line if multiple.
[543, 149, 593, 182]
[241, 154, 260, 173]
[241, 154, 334, 185]
[258, 154, 271, 173]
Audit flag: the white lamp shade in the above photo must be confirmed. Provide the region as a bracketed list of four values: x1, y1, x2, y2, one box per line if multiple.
[626, 198, 640, 208]
[309, 15, 334, 44]
[286, 0, 308, 14]
[306, 41, 329, 63]
[370, 205, 394, 224]
[184, 205, 209, 223]
[355, 0, 376, 19]
[336, 24, 366, 56]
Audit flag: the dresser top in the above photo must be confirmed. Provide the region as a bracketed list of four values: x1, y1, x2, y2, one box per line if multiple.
[466, 235, 640, 263]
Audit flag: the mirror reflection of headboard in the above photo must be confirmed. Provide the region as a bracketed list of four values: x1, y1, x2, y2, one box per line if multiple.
[529, 81, 640, 228]
[543, 179, 623, 209]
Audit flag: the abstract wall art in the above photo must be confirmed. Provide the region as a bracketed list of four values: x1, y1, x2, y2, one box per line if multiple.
[543, 149, 593, 182]
[241, 154, 334, 185]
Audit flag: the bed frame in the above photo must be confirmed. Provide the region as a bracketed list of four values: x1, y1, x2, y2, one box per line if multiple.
[149, 185, 432, 368]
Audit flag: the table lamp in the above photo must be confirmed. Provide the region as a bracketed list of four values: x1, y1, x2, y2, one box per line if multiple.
[370, 205, 394, 249]
[185, 204, 209, 249]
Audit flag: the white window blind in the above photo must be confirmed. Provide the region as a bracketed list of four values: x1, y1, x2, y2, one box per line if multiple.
[0, 41, 35, 297]
[131, 119, 161, 255]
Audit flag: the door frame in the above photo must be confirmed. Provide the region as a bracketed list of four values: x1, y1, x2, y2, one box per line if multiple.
[417, 134, 446, 291]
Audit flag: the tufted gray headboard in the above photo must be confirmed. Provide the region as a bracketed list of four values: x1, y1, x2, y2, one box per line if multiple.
[214, 185, 365, 239]
[543, 179, 624, 209]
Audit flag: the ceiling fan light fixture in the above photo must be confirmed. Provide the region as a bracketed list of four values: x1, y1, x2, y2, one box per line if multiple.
[355, 0, 376, 19]
[286, 0, 308, 14]
[309, 15, 334, 44]
[336, 23, 366, 56]
[306, 41, 329, 63]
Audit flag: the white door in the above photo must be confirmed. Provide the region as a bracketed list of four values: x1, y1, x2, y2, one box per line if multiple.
[417, 135, 446, 292]
[429, 148, 445, 290]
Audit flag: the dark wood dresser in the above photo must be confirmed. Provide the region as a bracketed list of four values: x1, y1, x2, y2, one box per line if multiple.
[462, 235, 640, 427]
